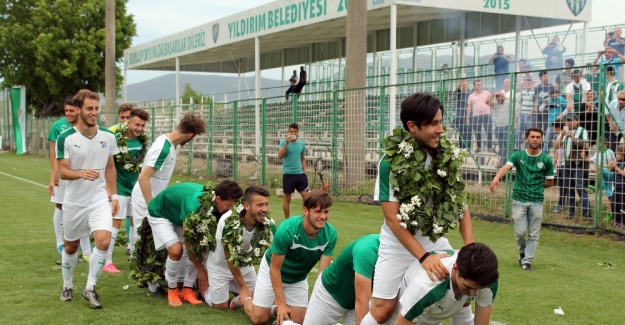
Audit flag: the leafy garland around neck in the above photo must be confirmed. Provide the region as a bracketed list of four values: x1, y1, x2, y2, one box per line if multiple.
[221, 209, 275, 268]
[114, 124, 148, 173]
[384, 128, 468, 242]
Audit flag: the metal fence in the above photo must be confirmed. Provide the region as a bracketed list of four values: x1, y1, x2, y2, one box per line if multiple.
[3, 63, 625, 235]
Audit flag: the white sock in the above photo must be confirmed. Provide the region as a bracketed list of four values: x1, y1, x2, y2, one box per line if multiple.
[132, 216, 141, 247]
[53, 208, 63, 248]
[147, 282, 160, 292]
[177, 247, 188, 284]
[86, 248, 106, 291]
[204, 289, 212, 306]
[106, 228, 119, 265]
[80, 236, 92, 256]
[128, 225, 136, 250]
[61, 251, 78, 289]
[361, 313, 383, 325]
[165, 257, 181, 289]
[184, 260, 197, 288]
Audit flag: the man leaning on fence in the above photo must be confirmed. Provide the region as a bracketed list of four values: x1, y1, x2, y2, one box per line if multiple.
[490, 127, 554, 271]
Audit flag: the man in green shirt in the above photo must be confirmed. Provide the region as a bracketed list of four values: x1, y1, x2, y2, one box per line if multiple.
[244, 190, 338, 325]
[147, 180, 242, 307]
[490, 128, 554, 271]
[303, 234, 379, 325]
[103, 108, 150, 273]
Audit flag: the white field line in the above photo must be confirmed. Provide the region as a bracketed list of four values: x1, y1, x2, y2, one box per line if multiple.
[0, 171, 47, 188]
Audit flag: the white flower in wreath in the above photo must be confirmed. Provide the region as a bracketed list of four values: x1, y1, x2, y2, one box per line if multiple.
[119, 146, 128, 153]
[199, 237, 208, 246]
[123, 163, 133, 171]
[138, 163, 143, 169]
[399, 222, 408, 229]
[253, 247, 261, 257]
[398, 140, 413, 155]
[238, 235, 243, 243]
[410, 195, 422, 207]
[232, 219, 240, 229]
[235, 204, 244, 214]
[259, 239, 269, 246]
[211, 191, 216, 201]
[410, 220, 418, 226]
[393, 186, 400, 192]
[437, 169, 447, 177]
[196, 224, 208, 234]
[396, 214, 403, 221]
[400, 203, 414, 216]
[433, 223, 444, 234]
[207, 207, 214, 217]
[449, 194, 456, 202]
[452, 148, 461, 160]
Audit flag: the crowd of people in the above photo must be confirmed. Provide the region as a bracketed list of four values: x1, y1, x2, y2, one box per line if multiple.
[48, 88, 500, 325]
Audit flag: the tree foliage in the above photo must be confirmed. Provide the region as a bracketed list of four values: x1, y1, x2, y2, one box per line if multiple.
[0, 0, 136, 116]
[181, 83, 212, 106]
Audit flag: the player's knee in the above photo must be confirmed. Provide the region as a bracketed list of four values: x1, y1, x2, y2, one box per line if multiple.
[248, 308, 270, 324]
[168, 244, 183, 260]
[211, 302, 228, 310]
[370, 300, 395, 323]
[64, 240, 80, 254]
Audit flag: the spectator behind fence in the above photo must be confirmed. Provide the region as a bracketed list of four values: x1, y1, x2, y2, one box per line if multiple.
[593, 47, 625, 80]
[516, 76, 537, 150]
[555, 58, 575, 91]
[489, 46, 512, 90]
[539, 88, 567, 153]
[293, 66, 307, 99]
[543, 35, 566, 70]
[584, 64, 600, 94]
[578, 91, 601, 145]
[285, 70, 298, 101]
[552, 121, 567, 214]
[490, 82, 511, 167]
[608, 144, 625, 228]
[586, 136, 616, 224]
[565, 69, 591, 113]
[605, 66, 624, 108]
[466, 80, 493, 152]
[534, 71, 555, 132]
[561, 114, 591, 220]
[454, 80, 471, 149]
[604, 27, 625, 56]
[607, 91, 625, 152]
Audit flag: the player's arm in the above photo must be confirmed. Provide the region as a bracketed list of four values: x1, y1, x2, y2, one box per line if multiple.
[48, 140, 58, 195]
[277, 139, 288, 159]
[354, 273, 373, 325]
[57, 158, 96, 181]
[184, 234, 209, 294]
[269, 253, 291, 322]
[458, 209, 475, 246]
[382, 202, 448, 281]
[465, 100, 472, 124]
[490, 163, 513, 192]
[105, 155, 119, 216]
[301, 152, 307, 174]
[137, 166, 157, 204]
[223, 243, 252, 300]
[317, 255, 332, 275]
[474, 304, 493, 325]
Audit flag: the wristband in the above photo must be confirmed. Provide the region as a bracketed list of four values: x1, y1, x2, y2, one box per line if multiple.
[111, 194, 119, 200]
[419, 252, 430, 264]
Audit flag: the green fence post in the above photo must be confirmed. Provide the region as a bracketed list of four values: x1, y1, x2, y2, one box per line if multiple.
[593, 64, 606, 227]
[261, 98, 267, 186]
[504, 71, 517, 218]
[379, 86, 386, 160]
[292, 95, 299, 123]
[150, 106, 155, 142]
[207, 100, 213, 177]
[331, 90, 339, 195]
[233, 101, 238, 181]
[169, 102, 174, 131]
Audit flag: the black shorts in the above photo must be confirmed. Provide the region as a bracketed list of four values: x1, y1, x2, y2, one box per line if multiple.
[283, 173, 309, 194]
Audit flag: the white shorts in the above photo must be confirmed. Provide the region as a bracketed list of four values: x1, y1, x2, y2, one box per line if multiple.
[62, 204, 112, 241]
[205, 265, 257, 305]
[303, 271, 355, 325]
[50, 179, 67, 204]
[147, 216, 184, 250]
[372, 233, 452, 299]
[132, 195, 148, 226]
[403, 306, 473, 325]
[252, 257, 309, 309]
[114, 195, 132, 220]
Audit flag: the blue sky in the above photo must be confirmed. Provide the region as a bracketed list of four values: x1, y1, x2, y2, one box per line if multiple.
[125, 0, 623, 84]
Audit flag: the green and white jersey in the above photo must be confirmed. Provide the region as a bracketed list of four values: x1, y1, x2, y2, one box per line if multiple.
[605, 81, 624, 108]
[147, 182, 203, 226]
[321, 234, 380, 310]
[48, 117, 71, 142]
[131, 134, 176, 201]
[399, 252, 498, 323]
[507, 149, 554, 203]
[114, 134, 144, 196]
[264, 216, 337, 284]
[56, 127, 119, 207]
[562, 126, 589, 166]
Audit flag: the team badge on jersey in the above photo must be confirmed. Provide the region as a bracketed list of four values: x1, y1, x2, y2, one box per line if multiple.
[537, 162, 544, 169]
[100, 140, 108, 148]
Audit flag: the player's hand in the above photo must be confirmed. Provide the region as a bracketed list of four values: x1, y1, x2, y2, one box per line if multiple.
[239, 286, 252, 303]
[197, 269, 209, 295]
[421, 253, 450, 282]
[275, 303, 292, 325]
[489, 179, 500, 192]
[111, 199, 120, 217]
[48, 180, 56, 196]
[82, 169, 100, 181]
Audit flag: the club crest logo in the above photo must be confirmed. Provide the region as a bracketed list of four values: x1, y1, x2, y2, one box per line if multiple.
[100, 140, 107, 149]
[566, 0, 586, 17]
[537, 162, 544, 169]
[212, 23, 219, 43]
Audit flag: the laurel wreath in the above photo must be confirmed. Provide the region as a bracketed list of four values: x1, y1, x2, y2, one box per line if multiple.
[114, 123, 148, 173]
[129, 218, 168, 285]
[384, 128, 468, 242]
[222, 210, 275, 268]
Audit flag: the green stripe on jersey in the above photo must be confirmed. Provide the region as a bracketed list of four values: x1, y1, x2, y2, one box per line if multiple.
[376, 155, 391, 201]
[153, 140, 172, 170]
[56, 128, 78, 160]
[404, 278, 450, 320]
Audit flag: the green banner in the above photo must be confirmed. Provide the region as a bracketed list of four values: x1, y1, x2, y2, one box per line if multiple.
[10, 87, 26, 154]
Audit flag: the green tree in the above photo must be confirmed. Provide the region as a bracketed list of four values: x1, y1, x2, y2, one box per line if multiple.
[181, 83, 212, 106]
[0, 0, 136, 116]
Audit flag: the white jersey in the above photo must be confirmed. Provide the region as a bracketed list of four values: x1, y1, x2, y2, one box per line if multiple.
[399, 252, 497, 323]
[131, 134, 176, 203]
[56, 127, 119, 207]
[207, 211, 258, 277]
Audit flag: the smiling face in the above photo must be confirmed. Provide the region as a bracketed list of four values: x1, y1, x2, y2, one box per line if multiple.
[64, 104, 79, 125]
[118, 110, 131, 124]
[79, 98, 99, 127]
[407, 109, 444, 150]
[126, 116, 146, 139]
[303, 204, 329, 231]
[244, 194, 269, 225]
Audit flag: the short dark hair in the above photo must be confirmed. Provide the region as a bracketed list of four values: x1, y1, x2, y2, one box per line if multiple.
[64, 96, 75, 106]
[176, 112, 206, 135]
[400, 92, 444, 131]
[553, 121, 564, 129]
[549, 88, 560, 95]
[539, 70, 548, 78]
[456, 242, 499, 287]
[607, 66, 616, 74]
[73, 89, 99, 109]
[214, 180, 243, 201]
[473, 79, 482, 85]
[565, 58, 575, 66]
[525, 127, 544, 139]
[572, 69, 582, 76]
[129, 108, 150, 122]
[288, 123, 299, 130]
[303, 190, 333, 210]
[117, 103, 133, 115]
[243, 186, 270, 205]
